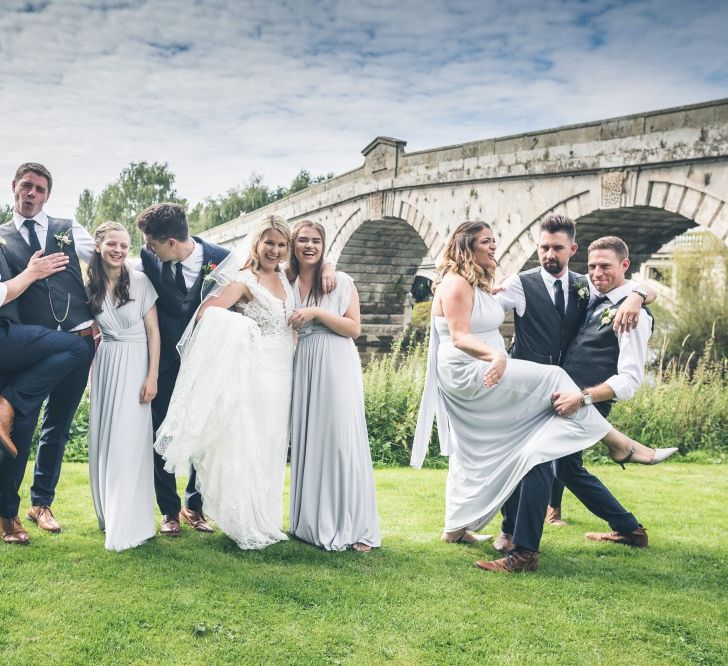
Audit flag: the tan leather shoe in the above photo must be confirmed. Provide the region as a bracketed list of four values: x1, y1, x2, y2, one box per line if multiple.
[585, 526, 648, 547]
[0, 396, 18, 459]
[160, 514, 181, 536]
[180, 507, 213, 533]
[475, 549, 539, 573]
[493, 531, 514, 553]
[27, 505, 61, 533]
[1, 516, 30, 545]
[545, 506, 568, 527]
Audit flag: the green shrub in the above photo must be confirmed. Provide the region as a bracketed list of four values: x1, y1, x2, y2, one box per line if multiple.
[363, 336, 445, 467]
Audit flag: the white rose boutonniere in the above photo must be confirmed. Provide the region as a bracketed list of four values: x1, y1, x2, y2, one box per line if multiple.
[54, 231, 73, 249]
[599, 306, 616, 329]
[0, 237, 6, 246]
[573, 277, 590, 302]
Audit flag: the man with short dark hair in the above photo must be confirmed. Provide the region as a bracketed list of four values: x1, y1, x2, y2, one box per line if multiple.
[0, 163, 97, 535]
[137, 202, 229, 535]
[486, 216, 653, 567]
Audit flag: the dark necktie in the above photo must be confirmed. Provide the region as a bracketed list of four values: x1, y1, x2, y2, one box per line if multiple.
[586, 295, 609, 322]
[554, 280, 565, 318]
[23, 219, 42, 253]
[174, 262, 188, 295]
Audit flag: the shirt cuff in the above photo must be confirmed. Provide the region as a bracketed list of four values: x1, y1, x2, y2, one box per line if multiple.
[604, 375, 634, 402]
[0, 282, 7, 308]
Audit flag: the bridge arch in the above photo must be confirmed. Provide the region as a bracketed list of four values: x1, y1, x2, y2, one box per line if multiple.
[334, 204, 442, 349]
[498, 181, 728, 276]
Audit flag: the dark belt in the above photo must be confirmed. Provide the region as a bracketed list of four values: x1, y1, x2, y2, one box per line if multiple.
[71, 326, 94, 338]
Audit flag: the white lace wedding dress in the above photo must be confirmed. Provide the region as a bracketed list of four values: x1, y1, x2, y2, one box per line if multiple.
[155, 268, 294, 549]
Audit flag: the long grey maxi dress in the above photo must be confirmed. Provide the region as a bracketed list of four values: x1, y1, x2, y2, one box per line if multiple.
[89, 269, 157, 552]
[412, 286, 612, 532]
[289, 272, 381, 550]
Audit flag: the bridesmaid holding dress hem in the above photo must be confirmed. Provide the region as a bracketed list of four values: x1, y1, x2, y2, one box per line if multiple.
[287, 220, 380, 552]
[87, 222, 159, 552]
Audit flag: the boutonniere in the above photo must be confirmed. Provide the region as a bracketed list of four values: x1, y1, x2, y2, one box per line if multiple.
[0, 237, 6, 246]
[202, 261, 218, 282]
[599, 306, 616, 329]
[573, 278, 590, 302]
[54, 231, 73, 249]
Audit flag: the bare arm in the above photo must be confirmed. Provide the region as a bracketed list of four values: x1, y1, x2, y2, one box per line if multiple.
[3, 250, 69, 304]
[196, 281, 252, 321]
[140, 305, 161, 403]
[439, 273, 508, 387]
[288, 285, 362, 338]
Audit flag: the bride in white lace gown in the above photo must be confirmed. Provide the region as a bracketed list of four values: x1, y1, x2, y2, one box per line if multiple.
[155, 217, 294, 550]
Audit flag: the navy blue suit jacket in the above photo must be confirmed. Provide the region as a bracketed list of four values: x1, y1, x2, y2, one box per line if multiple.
[140, 237, 229, 373]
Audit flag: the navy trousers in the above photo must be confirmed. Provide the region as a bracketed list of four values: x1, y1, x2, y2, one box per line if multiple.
[151, 360, 202, 516]
[549, 476, 566, 508]
[0, 322, 92, 518]
[554, 451, 639, 534]
[499, 461, 554, 552]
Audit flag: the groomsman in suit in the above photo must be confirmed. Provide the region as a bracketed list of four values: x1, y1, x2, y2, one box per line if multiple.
[0, 163, 96, 534]
[136, 203, 229, 536]
[551, 235, 657, 547]
[483, 217, 652, 570]
[0, 249, 90, 544]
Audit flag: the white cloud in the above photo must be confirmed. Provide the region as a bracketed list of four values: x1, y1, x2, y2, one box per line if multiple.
[0, 0, 726, 218]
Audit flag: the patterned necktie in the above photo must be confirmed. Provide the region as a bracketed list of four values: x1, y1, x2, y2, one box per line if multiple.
[174, 262, 188, 295]
[554, 279, 565, 318]
[23, 219, 42, 253]
[586, 295, 609, 322]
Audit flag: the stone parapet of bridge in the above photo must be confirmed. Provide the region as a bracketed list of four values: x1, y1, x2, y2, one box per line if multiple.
[201, 98, 728, 349]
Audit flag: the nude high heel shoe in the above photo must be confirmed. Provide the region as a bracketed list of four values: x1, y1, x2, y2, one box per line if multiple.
[613, 444, 679, 469]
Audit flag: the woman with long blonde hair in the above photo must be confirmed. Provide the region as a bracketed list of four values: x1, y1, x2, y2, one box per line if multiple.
[287, 220, 380, 552]
[155, 215, 295, 550]
[413, 221, 673, 572]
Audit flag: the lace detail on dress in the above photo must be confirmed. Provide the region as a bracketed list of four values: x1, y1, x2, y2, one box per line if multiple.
[234, 269, 294, 337]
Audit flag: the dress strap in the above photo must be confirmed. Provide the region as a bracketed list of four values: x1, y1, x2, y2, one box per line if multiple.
[410, 318, 453, 468]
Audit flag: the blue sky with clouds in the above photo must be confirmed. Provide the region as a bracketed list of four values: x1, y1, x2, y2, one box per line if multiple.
[1, 0, 726, 218]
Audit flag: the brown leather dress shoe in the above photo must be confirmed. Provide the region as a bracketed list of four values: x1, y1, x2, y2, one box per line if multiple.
[160, 514, 181, 536]
[1, 516, 30, 545]
[0, 396, 18, 459]
[545, 506, 568, 527]
[493, 531, 514, 553]
[475, 549, 539, 573]
[27, 505, 61, 533]
[180, 507, 213, 533]
[585, 526, 648, 547]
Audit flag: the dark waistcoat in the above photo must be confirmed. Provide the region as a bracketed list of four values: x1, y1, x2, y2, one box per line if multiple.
[561, 295, 632, 415]
[0, 246, 21, 325]
[0, 218, 91, 331]
[511, 268, 587, 366]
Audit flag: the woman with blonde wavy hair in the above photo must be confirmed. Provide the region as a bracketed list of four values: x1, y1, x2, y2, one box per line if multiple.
[155, 215, 295, 550]
[412, 221, 670, 572]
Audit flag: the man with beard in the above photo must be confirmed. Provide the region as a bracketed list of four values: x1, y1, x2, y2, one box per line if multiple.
[489, 214, 654, 561]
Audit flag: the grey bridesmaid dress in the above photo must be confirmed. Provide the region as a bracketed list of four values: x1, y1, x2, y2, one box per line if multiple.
[289, 272, 381, 550]
[88, 269, 157, 551]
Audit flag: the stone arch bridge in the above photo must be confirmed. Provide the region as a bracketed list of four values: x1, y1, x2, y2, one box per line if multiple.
[201, 99, 728, 348]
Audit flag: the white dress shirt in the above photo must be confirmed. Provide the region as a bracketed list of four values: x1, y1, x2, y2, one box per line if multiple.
[588, 281, 653, 401]
[0, 282, 7, 308]
[495, 267, 570, 316]
[175, 240, 205, 288]
[12, 209, 95, 331]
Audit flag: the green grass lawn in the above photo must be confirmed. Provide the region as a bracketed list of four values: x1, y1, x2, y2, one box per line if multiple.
[1, 463, 726, 665]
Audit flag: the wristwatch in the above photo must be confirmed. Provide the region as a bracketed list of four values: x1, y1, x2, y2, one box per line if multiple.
[632, 286, 648, 302]
[580, 390, 593, 406]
